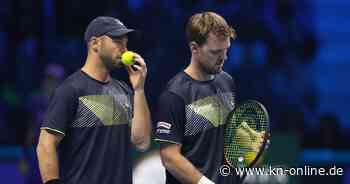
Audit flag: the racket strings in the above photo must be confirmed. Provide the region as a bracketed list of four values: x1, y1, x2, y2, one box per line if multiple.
[224, 101, 269, 167]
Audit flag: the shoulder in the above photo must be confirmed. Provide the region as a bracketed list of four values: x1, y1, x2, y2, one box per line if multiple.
[63, 70, 88, 87]
[218, 71, 234, 82]
[159, 90, 183, 103]
[157, 90, 185, 113]
[111, 79, 133, 95]
[217, 71, 235, 87]
[56, 74, 78, 93]
[165, 72, 192, 97]
[53, 71, 87, 98]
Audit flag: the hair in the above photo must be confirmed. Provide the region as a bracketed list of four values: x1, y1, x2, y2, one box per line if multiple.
[186, 12, 236, 46]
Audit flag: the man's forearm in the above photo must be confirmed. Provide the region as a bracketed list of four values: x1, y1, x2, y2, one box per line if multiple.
[37, 143, 60, 183]
[131, 90, 151, 151]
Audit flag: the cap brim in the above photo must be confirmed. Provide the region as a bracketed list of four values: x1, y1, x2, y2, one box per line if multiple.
[106, 29, 137, 38]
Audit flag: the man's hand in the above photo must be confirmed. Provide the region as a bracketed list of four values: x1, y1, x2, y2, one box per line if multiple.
[126, 52, 147, 91]
[235, 121, 265, 152]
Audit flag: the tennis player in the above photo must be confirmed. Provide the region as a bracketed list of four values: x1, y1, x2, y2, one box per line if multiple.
[36, 16, 151, 184]
[155, 12, 239, 184]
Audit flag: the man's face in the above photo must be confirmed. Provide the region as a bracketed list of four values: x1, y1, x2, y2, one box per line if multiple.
[99, 35, 128, 70]
[196, 33, 231, 74]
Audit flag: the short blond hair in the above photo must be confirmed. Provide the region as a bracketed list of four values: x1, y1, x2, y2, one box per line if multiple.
[186, 12, 236, 46]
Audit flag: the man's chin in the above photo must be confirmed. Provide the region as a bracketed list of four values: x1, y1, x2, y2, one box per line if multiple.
[216, 66, 224, 73]
[112, 61, 124, 68]
[114, 64, 124, 68]
[104, 64, 122, 72]
[211, 68, 222, 74]
[202, 65, 222, 75]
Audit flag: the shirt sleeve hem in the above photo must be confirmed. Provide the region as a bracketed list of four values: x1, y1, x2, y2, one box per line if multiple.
[154, 138, 182, 145]
[40, 127, 66, 136]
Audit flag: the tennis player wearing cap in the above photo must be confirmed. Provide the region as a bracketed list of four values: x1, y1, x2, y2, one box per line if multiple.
[36, 16, 151, 184]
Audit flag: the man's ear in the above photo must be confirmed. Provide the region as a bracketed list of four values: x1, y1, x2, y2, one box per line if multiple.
[190, 41, 199, 54]
[90, 37, 100, 52]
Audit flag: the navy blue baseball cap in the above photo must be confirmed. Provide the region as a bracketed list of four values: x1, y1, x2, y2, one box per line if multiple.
[84, 16, 135, 42]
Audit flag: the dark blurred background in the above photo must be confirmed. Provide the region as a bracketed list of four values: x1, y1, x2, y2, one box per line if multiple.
[0, 0, 349, 184]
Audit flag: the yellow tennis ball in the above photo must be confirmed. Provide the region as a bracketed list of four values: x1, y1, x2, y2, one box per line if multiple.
[121, 51, 135, 65]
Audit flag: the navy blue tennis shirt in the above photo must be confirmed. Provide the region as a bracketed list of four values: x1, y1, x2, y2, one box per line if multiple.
[41, 70, 133, 184]
[155, 71, 240, 184]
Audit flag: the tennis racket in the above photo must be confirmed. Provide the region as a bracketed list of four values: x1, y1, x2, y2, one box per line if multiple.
[223, 100, 270, 183]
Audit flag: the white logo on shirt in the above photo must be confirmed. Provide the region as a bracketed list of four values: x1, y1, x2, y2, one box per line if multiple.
[157, 121, 172, 129]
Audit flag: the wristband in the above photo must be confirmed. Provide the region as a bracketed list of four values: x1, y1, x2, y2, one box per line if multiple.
[198, 176, 215, 184]
[45, 179, 62, 184]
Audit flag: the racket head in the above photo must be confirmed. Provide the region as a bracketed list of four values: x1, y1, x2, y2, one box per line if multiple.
[224, 100, 270, 168]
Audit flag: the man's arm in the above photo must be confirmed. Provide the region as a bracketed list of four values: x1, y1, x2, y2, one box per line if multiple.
[127, 53, 151, 151]
[131, 89, 151, 151]
[36, 129, 64, 183]
[160, 143, 215, 184]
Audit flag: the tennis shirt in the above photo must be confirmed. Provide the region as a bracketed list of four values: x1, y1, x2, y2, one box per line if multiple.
[41, 70, 133, 184]
[155, 71, 239, 184]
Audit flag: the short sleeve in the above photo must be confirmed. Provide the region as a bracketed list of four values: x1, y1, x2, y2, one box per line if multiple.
[41, 83, 77, 135]
[154, 91, 185, 145]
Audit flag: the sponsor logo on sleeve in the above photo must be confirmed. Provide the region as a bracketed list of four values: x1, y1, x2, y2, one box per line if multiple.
[157, 122, 172, 129]
[156, 121, 172, 134]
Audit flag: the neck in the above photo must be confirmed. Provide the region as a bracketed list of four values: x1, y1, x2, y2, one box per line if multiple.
[81, 54, 110, 83]
[184, 56, 214, 81]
